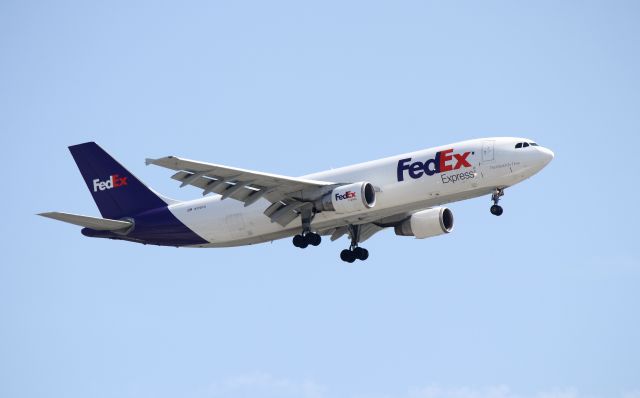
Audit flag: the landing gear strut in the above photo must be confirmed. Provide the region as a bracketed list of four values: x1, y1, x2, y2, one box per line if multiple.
[292, 206, 322, 248]
[340, 225, 369, 263]
[490, 188, 504, 216]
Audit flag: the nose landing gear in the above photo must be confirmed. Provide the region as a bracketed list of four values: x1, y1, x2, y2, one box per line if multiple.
[490, 188, 504, 216]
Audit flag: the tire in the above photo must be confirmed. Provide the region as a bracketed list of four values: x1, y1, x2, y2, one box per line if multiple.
[307, 232, 322, 246]
[353, 247, 369, 261]
[293, 234, 308, 248]
[340, 249, 356, 263]
[490, 205, 503, 216]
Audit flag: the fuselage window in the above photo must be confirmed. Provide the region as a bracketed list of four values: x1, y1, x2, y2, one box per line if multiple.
[515, 143, 523, 148]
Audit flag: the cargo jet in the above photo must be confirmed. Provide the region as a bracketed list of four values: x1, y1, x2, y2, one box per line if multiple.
[39, 138, 553, 262]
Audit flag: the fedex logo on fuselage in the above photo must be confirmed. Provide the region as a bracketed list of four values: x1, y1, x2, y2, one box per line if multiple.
[335, 191, 356, 201]
[92, 174, 128, 192]
[397, 149, 472, 181]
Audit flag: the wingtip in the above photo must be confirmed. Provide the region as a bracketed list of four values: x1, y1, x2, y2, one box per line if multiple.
[146, 156, 178, 166]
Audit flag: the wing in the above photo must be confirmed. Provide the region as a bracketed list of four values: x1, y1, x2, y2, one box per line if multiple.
[318, 212, 411, 243]
[322, 223, 386, 243]
[146, 155, 338, 226]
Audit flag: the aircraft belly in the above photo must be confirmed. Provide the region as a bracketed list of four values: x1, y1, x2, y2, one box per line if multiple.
[172, 177, 496, 248]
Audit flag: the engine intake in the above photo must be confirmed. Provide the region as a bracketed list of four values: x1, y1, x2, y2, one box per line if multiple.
[395, 207, 454, 239]
[316, 182, 376, 214]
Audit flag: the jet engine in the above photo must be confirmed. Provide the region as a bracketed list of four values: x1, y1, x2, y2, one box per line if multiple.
[315, 182, 376, 214]
[394, 207, 454, 239]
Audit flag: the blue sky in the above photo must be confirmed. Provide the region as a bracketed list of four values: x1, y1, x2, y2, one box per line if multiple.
[1, 1, 639, 397]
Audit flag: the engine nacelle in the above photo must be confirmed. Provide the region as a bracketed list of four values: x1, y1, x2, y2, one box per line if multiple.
[394, 207, 454, 239]
[316, 182, 376, 214]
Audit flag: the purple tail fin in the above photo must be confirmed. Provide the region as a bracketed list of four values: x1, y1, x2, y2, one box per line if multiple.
[69, 142, 167, 219]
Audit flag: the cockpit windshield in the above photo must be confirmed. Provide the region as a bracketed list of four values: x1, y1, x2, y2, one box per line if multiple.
[515, 141, 539, 148]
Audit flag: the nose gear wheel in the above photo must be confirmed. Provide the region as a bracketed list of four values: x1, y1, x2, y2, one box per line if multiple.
[490, 188, 505, 216]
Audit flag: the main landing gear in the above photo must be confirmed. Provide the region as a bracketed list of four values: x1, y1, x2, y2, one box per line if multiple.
[289, 207, 369, 262]
[340, 224, 369, 263]
[490, 188, 505, 216]
[292, 232, 322, 248]
[292, 206, 322, 248]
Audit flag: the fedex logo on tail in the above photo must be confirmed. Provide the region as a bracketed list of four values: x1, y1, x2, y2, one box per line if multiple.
[93, 174, 128, 192]
[397, 149, 472, 181]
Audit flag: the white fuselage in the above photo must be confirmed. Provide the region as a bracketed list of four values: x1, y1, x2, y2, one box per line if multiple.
[167, 137, 554, 247]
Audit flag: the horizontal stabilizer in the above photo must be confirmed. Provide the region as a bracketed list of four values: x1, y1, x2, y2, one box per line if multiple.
[38, 212, 133, 231]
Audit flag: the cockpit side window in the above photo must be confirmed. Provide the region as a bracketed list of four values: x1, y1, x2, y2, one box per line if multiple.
[530, 142, 539, 146]
[523, 142, 530, 147]
[515, 143, 523, 148]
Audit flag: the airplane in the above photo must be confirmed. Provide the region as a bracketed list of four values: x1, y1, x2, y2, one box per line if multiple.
[39, 138, 554, 262]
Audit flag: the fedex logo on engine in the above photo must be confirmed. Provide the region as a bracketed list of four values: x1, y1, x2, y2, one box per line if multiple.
[397, 149, 473, 182]
[92, 174, 128, 192]
[335, 191, 356, 201]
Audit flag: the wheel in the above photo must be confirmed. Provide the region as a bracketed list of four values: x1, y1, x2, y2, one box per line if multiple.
[340, 249, 356, 263]
[490, 204, 503, 216]
[306, 232, 322, 246]
[293, 234, 308, 248]
[353, 247, 369, 261]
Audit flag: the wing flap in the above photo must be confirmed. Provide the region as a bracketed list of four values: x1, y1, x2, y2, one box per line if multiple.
[359, 223, 384, 243]
[171, 171, 268, 204]
[38, 212, 133, 231]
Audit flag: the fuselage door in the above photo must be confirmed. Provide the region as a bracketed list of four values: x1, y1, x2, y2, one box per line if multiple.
[482, 140, 495, 162]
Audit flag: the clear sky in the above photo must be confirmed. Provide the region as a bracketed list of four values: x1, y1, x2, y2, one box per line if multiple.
[1, 1, 639, 397]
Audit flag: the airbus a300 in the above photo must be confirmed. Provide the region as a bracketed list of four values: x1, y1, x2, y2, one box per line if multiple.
[40, 138, 553, 262]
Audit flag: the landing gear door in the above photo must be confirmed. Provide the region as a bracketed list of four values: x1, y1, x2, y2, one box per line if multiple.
[482, 140, 495, 162]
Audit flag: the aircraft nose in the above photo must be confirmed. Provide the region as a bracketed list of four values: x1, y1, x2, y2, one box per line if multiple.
[538, 146, 554, 165]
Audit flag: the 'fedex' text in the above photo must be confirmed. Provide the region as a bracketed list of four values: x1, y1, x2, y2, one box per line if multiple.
[335, 191, 356, 201]
[93, 174, 128, 192]
[397, 149, 472, 182]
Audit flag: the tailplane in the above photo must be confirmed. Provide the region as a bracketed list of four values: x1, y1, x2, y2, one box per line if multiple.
[38, 211, 133, 232]
[68, 142, 168, 219]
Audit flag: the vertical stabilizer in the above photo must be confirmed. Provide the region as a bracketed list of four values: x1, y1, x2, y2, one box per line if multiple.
[68, 142, 167, 219]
